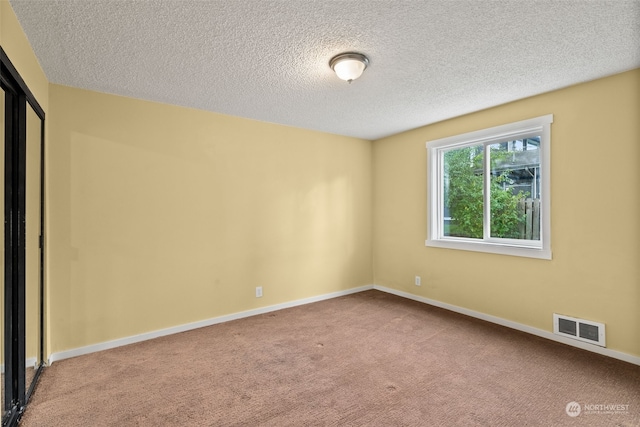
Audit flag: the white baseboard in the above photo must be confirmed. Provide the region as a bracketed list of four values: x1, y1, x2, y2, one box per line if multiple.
[47, 283, 639, 367]
[373, 285, 640, 366]
[48, 285, 374, 365]
[26, 356, 38, 369]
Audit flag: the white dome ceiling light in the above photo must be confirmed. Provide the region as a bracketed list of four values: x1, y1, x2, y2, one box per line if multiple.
[329, 52, 369, 84]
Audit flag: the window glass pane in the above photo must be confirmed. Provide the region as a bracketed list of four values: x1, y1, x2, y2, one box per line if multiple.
[443, 144, 484, 238]
[489, 138, 540, 240]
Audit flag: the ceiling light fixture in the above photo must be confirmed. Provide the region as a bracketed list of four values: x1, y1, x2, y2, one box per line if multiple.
[329, 52, 369, 83]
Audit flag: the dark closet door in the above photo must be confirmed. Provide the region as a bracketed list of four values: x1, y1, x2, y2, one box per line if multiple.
[1, 48, 45, 427]
[25, 93, 43, 403]
[1, 68, 6, 421]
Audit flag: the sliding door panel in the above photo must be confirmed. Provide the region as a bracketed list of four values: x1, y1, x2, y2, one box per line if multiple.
[0, 83, 5, 417]
[2, 48, 46, 425]
[25, 103, 41, 396]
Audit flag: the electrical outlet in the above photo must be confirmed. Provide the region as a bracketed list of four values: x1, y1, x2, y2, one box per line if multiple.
[256, 286, 263, 298]
[415, 276, 421, 286]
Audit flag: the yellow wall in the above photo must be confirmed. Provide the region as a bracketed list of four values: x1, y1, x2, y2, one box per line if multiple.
[373, 69, 640, 357]
[48, 85, 373, 353]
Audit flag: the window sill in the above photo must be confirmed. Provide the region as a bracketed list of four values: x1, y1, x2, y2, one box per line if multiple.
[425, 238, 551, 260]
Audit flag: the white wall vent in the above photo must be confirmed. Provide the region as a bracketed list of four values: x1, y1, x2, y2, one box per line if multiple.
[553, 314, 605, 347]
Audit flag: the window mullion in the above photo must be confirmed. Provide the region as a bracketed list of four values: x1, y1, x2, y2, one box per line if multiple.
[437, 149, 444, 239]
[483, 144, 490, 240]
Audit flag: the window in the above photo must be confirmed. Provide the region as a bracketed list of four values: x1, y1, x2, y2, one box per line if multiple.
[426, 115, 552, 259]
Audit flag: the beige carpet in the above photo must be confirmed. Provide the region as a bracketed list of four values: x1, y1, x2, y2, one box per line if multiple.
[20, 290, 640, 426]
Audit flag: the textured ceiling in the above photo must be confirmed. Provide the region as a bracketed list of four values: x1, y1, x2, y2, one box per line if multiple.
[9, 0, 640, 140]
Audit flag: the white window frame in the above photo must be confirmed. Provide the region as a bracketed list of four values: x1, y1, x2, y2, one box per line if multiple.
[426, 115, 552, 259]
